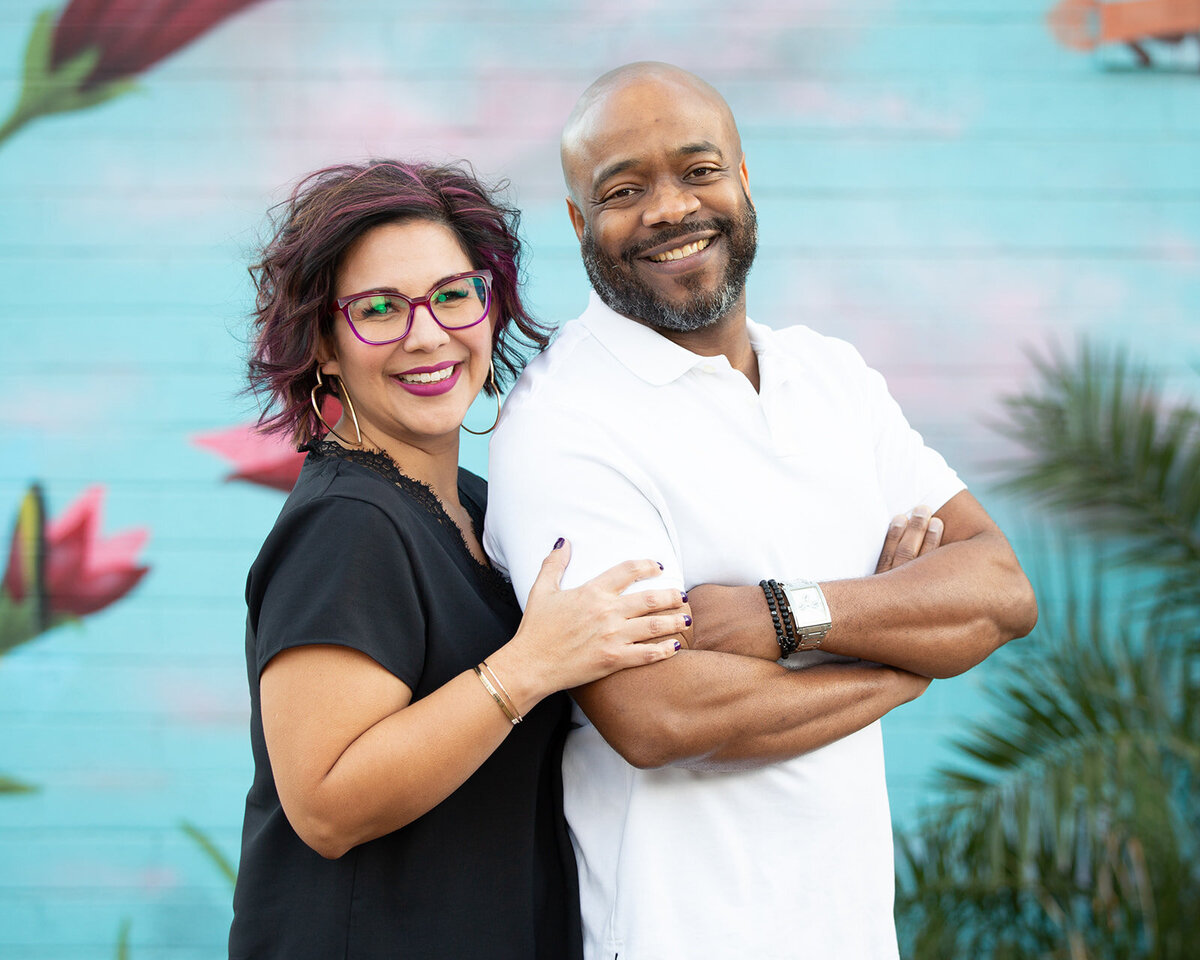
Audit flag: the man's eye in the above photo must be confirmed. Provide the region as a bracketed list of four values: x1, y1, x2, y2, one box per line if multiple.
[601, 187, 636, 203]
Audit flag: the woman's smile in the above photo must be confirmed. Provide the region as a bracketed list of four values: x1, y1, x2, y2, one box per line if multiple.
[392, 361, 463, 395]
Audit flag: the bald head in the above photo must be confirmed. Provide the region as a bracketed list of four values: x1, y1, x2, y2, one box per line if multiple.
[560, 62, 743, 206]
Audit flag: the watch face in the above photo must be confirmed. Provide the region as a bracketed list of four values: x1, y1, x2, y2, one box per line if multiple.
[792, 589, 825, 617]
[783, 582, 831, 641]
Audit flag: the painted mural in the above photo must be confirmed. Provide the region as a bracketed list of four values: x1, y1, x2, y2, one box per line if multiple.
[2, 0, 1198, 956]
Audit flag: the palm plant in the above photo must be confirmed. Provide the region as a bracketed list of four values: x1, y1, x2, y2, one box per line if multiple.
[896, 341, 1200, 959]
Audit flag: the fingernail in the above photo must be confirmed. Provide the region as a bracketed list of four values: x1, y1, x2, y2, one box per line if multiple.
[681, 591, 688, 603]
[553, 537, 565, 549]
[656, 561, 663, 570]
[683, 614, 692, 627]
[913, 505, 931, 519]
[890, 515, 906, 529]
[673, 639, 682, 651]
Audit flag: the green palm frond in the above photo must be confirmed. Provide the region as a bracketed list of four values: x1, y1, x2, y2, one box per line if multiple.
[992, 340, 1200, 613]
[180, 819, 237, 887]
[899, 333, 1200, 960]
[114, 917, 131, 960]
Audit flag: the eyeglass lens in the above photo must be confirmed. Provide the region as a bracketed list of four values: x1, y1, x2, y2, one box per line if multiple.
[346, 275, 488, 343]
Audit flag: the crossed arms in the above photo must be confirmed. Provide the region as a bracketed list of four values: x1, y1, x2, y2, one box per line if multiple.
[484, 369, 1037, 774]
[572, 490, 1037, 771]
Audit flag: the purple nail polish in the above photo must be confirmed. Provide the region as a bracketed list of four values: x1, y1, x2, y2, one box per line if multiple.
[681, 592, 688, 603]
[683, 614, 692, 627]
[553, 537, 565, 550]
[656, 561, 664, 570]
[673, 639, 682, 651]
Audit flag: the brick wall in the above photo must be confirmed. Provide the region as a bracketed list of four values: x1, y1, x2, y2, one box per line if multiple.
[1, 0, 1196, 955]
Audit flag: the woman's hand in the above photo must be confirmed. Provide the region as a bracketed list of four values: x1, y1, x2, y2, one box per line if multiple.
[487, 539, 687, 712]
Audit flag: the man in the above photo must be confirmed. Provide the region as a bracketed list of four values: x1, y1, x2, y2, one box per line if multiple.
[484, 62, 1036, 960]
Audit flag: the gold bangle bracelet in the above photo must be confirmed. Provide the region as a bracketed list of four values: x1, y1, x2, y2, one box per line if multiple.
[474, 664, 520, 725]
[480, 660, 523, 723]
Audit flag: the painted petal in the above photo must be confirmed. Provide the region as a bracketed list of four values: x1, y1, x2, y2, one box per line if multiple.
[52, 0, 269, 89]
[48, 563, 149, 617]
[192, 423, 305, 492]
[120, 0, 267, 78]
[42, 486, 149, 618]
[85, 528, 149, 570]
[43, 486, 104, 593]
[50, 0, 113, 67]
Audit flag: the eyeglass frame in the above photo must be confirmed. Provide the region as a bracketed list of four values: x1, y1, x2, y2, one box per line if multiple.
[333, 269, 494, 346]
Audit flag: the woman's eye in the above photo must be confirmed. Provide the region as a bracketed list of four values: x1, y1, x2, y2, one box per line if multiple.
[355, 297, 401, 320]
[434, 288, 468, 304]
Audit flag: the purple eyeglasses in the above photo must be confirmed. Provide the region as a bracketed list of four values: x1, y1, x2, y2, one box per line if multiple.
[335, 269, 493, 345]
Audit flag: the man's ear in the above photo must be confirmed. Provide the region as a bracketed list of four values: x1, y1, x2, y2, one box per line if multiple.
[739, 155, 752, 206]
[566, 196, 586, 243]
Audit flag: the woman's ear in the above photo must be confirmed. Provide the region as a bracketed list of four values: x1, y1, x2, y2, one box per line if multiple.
[315, 338, 340, 379]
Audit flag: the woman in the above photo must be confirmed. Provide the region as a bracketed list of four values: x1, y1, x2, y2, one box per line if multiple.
[228, 160, 687, 960]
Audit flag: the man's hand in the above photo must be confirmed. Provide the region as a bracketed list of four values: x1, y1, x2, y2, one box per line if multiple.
[874, 505, 944, 574]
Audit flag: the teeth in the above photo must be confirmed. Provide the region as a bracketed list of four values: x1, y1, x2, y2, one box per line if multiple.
[398, 365, 455, 384]
[649, 237, 712, 263]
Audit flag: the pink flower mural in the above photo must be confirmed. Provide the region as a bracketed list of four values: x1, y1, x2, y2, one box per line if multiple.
[193, 397, 342, 493]
[191, 423, 306, 493]
[0, 0, 270, 146]
[0, 484, 149, 656]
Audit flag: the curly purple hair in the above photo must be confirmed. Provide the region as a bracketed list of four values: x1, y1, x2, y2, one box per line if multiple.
[247, 159, 552, 443]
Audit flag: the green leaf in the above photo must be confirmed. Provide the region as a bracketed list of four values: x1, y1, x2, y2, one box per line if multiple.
[180, 819, 237, 887]
[0, 7, 141, 148]
[115, 917, 131, 960]
[0, 773, 38, 794]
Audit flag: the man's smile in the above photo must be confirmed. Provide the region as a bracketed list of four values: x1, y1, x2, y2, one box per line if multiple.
[646, 237, 713, 263]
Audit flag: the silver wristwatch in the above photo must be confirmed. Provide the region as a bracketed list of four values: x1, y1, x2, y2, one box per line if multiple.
[779, 579, 832, 650]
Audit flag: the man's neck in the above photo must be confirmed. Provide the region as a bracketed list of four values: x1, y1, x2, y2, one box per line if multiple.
[650, 307, 760, 392]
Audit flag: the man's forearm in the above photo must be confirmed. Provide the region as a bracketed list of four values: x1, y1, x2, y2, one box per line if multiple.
[572, 649, 929, 772]
[689, 491, 1038, 678]
[820, 529, 1036, 677]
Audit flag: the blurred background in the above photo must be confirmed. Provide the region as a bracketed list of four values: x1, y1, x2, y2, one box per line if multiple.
[1, 1, 1197, 957]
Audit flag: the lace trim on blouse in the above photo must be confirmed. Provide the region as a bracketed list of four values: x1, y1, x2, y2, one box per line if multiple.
[301, 440, 514, 606]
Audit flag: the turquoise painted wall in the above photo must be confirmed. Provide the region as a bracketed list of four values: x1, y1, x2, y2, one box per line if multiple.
[2, 1, 1197, 956]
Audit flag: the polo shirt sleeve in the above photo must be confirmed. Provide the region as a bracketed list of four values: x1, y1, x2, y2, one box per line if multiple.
[484, 403, 682, 612]
[247, 494, 427, 687]
[852, 349, 966, 517]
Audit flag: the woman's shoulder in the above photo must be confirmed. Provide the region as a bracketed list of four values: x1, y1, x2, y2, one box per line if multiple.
[285, 443, 428, 517]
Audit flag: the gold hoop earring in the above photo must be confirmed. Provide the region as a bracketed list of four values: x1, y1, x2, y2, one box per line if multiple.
[462, 362, 501, 436]
[310, 369, 363, 446]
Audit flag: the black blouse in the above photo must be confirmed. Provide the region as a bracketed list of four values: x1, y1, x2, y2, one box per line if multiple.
[229, 442, 581, 960]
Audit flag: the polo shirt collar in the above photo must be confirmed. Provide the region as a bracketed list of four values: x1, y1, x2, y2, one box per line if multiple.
[579, 290, 775, 387]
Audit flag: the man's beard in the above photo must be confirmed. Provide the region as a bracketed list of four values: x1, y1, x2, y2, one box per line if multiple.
[581, 202, 758, 334]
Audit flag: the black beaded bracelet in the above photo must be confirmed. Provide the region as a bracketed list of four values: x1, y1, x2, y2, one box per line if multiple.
[769, 579, 798, 653]
[760, 579, 799, 658]
[770, 579, 801, 657]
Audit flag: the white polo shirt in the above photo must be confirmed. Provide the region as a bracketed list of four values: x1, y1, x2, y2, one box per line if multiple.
[484, 292, 964, 960]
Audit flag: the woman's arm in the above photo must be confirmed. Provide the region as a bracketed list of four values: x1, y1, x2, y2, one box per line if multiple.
[261, 541, 687, 859]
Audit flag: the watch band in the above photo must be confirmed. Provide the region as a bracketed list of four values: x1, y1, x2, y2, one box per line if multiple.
[778, 579, 832, 650]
